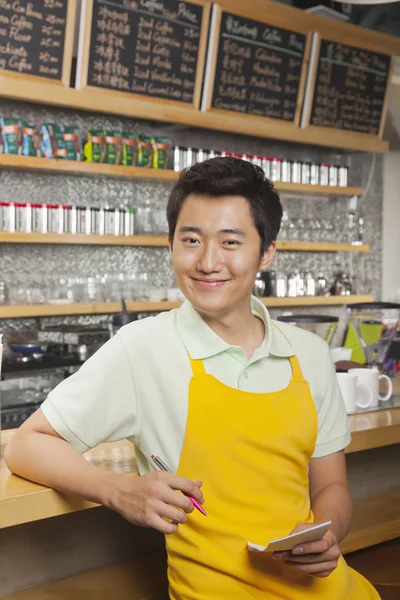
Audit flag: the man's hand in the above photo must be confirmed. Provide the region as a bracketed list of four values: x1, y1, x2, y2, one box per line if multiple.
[272, 524, 341, 578]
[107, 470, 204, 534]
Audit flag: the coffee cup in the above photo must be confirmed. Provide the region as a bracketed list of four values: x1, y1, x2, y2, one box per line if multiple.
[330, 347, 353, 363]
[337, 373, 374, 414]
[348, 368, 393, 408]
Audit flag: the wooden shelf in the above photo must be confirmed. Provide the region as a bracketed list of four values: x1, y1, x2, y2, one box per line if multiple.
[0, 155, 363, 196]
[262, 295, 374, 307]
[0, 232, 370, 253]
[277, 241, 370, 253]
[0, 232, 170, 247]
[0, 154, 178, 181]
[0, 74, 389, 153]
[0, 295, 374, 319]
[341, 489, 400, 554]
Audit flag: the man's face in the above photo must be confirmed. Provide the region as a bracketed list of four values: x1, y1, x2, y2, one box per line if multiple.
[170, 194, 275, 316]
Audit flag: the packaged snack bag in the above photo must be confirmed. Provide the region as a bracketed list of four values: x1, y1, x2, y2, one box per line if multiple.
[104, 131, 122, 164]
[0, 118, 23, 154]
[121, 132, 136, 166]
[136, 135, 153, 167]
[62, 126, 82, 161]
[21, 123, 41, 157]
[41, 124, 81, 160]
[152, 136, 173, 169]
[84, 130, 105, 163]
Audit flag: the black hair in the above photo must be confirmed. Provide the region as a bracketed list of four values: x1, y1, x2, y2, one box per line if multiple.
[167, 156, 283, 255]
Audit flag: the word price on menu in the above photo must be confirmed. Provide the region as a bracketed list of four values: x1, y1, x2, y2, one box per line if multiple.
[211, 12, 307, 122]
[310, 40, 391, 135]
[0, 0, 68, 79]
[87, 0, 204, 103]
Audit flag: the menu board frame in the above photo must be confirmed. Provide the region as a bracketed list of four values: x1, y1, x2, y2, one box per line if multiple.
[301, 31, 394, 139]
[0, 0, 76, 87]
[76, 0, 210, 110]
[200, 0, 313, 128]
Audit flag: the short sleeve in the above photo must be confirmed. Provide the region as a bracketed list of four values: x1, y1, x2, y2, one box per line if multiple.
[41, 333, 138, 454]
[312, 347, 351, 458]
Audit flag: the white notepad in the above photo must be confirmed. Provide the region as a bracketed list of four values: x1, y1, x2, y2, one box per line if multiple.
[248, 521, 332, 553]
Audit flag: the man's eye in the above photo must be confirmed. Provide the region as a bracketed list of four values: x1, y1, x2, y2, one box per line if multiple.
[224, 240, 240, 246]
[182, 238, 199, 244]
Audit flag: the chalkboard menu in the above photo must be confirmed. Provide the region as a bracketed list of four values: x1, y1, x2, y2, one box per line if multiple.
[0, 0, 70, 81]
[309, 40, 391, 135]
[204, 11, 308, 122]
[79, 0, 208, 106]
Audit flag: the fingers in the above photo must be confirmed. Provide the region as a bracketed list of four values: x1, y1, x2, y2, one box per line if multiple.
[153, 499, 189, 525]
[155, 472, 204, 503]
[274, 544, 340, 564]
[292, 535, 335, 556]
[284, 560, 337, 577]
[161, 487, 194, 514]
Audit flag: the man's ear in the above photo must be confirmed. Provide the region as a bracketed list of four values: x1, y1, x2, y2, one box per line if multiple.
[259, 242, 276, 271]
[168, 236, 173, 257]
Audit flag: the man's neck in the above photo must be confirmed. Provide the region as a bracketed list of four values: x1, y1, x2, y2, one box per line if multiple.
[197, 299, 266, 360]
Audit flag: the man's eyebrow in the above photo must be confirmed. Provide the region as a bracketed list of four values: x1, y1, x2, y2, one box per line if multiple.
[219, 228, 246, 236]
[178, 226, 246, 236]
[178, 226, 202, 233]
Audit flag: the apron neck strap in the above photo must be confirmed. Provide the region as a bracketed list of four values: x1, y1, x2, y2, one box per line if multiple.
[189, 357, 207, 377]
[272, 323, 304, 381]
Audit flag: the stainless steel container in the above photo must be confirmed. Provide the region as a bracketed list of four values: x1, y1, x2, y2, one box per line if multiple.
[32, 203, 47, 233]
[281, 159, 291, 183]
[124, 208, 135, 236]
[304, 270, 316, 296]
[197, 148, 206, 162]
[262, 156, 272, 179]
[15, 202, 32, 233]
[301, 162, 311, 185]
[329, 164, 338, 187]
[291, 161, 302, 184]
[319, 164, 329, 186]
[76, 206, 89, 234]
[287, 273, 297, 297]
[173, 146, 183, 172]
[310, 163, 319, 186]
[276, 274, 287, 298]
[338, 165, 348, 187]
[271, 158, 282, 182]
[185, 147, 193, 168]
[90, 207, 104, 235]
[69, 205, 77, 234]
[0, 201, 15, 232]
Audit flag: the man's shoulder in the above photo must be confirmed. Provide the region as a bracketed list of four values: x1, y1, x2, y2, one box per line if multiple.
[272, 318, 330, 359]
[116, 308, 181, 353]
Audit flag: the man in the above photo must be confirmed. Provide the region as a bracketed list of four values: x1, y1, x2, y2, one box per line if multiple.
[5, 157, 379, 599]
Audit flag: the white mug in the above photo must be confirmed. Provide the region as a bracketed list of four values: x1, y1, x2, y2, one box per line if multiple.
[337, 373, 374, 414]
[348, 368, 393, 408]
[330, 347, 353, 363]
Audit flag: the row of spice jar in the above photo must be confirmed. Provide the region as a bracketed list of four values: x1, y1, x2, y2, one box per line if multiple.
[173, 147, 349, 187]
[0, 202, 136, 236]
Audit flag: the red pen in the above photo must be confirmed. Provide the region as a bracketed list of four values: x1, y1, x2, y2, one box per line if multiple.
[151, 454, 207, 517]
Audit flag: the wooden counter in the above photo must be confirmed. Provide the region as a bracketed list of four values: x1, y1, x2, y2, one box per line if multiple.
[1, 403, 400, 551]
[0, 434, 137, 529]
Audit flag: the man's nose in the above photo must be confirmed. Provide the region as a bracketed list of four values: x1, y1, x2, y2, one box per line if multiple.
[196, 242, 223, 273]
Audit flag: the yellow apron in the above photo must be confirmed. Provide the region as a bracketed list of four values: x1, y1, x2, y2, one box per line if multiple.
[166, 344, 380, 600]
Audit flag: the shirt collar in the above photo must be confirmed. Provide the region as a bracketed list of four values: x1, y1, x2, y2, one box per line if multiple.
[176, 296, 294, 360]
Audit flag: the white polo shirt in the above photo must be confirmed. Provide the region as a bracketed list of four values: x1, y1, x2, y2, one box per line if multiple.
[41, 296, 351, 475]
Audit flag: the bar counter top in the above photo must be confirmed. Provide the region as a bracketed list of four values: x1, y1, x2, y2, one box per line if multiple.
[1, 402, 400, 531]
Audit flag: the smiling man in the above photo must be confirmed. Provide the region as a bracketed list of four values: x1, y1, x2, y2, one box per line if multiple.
[5, 157, 379, 599]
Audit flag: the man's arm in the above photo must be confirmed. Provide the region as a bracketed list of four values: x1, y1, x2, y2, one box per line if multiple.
[309, 450, 352, 543]
[273, 451, 351, 577]
[5, 409, 203, 534]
